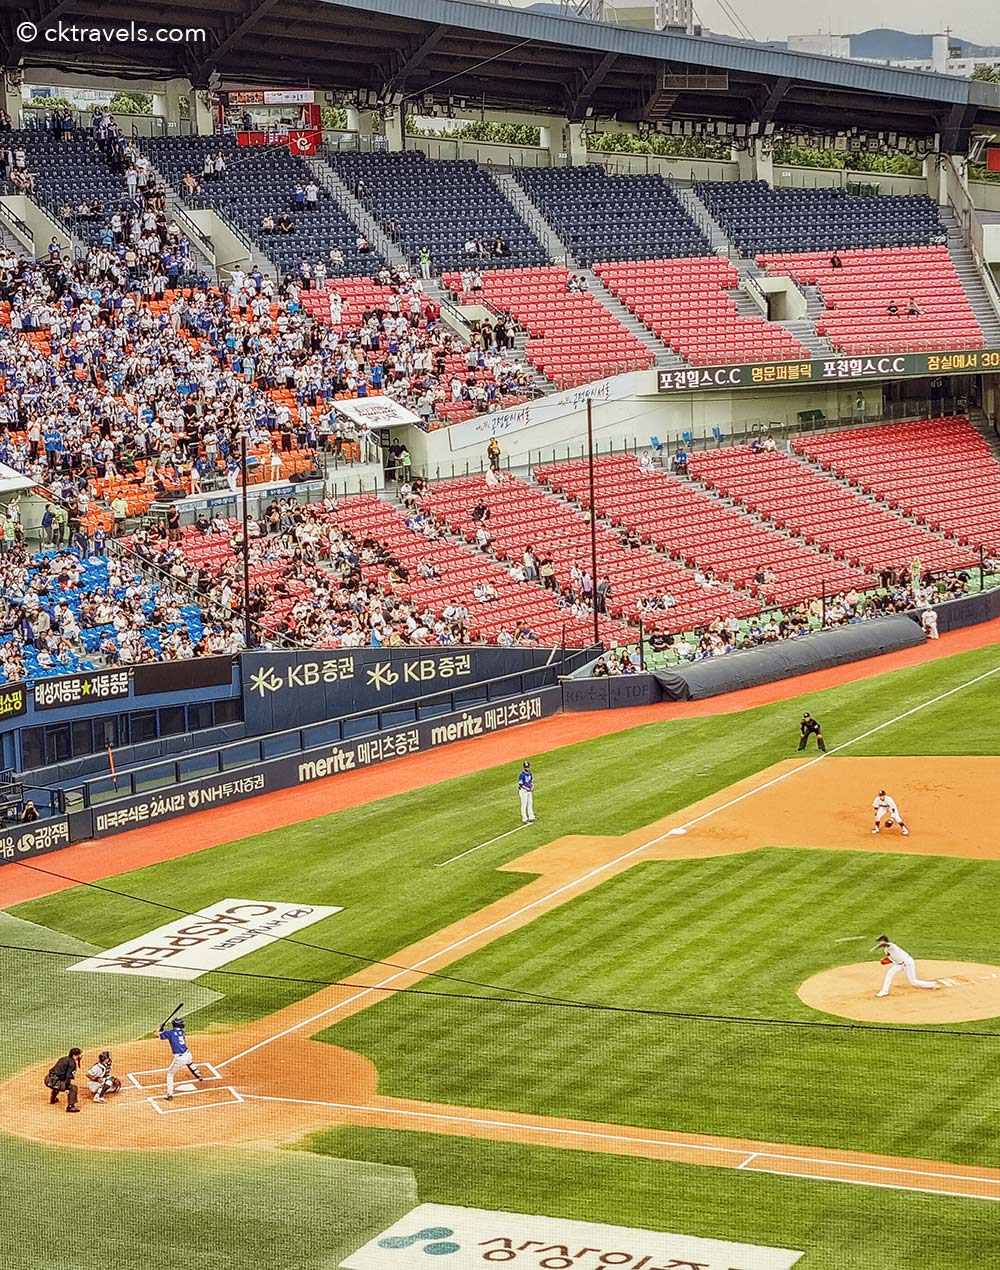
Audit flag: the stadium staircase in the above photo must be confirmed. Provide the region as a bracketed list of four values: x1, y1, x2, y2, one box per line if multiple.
[496, 168, 685, 371]
[308, 154, 408, 271]
[939, 208, 1000, 347]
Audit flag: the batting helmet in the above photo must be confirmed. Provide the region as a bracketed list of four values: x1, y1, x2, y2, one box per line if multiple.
[172, 1018, 184, 1028]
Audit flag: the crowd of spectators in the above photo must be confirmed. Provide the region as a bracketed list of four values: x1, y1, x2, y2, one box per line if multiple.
[595, 564, 990, 672]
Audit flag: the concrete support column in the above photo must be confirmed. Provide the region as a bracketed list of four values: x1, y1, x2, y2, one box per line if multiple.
[0, 76, 23, 126]
[191, 89, 215, 137]
[383, 107, 404, 152]
[733, 139, 773, 185]
[545, 119, 587, 166]
[151, 78, 184, 134]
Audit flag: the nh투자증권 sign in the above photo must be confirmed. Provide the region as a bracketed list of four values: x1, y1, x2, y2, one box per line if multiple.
[33, 668, 130, 710]
[657, 347, 1000, 393]
[67, 898, 343, 979]
[342, 1203, 804, 1269]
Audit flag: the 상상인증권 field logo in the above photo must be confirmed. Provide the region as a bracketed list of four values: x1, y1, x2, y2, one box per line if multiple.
[343, 1204, 804, 1268]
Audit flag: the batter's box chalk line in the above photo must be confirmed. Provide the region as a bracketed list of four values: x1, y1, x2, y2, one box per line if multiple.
[147, 1086, 244, 1115]
[126, 1063, 221, 1090]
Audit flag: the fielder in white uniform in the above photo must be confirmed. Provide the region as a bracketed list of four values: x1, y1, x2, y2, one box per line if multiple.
[874, 935, 941, 997]
[518, 760, 535, 823]
[871, 790, 909, 835]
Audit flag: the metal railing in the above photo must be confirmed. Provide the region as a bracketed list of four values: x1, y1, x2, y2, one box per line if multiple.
[66, 651, 590, 809]
[0, 200, 34, 250]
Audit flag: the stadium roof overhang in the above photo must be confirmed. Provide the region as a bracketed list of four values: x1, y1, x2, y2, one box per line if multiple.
[2, 0, 1000, 151]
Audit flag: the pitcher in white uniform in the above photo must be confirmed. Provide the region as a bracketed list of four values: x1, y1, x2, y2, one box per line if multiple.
[874, 936, 941, 998]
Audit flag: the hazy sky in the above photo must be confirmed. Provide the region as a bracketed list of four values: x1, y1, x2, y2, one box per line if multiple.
[685, 0, 998, 47]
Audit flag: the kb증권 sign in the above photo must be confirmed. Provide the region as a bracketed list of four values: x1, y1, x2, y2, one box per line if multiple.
[657, 348, 1000, 393]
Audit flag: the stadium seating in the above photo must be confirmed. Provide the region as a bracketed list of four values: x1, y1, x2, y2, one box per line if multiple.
[759, 248, 983, 354]
[687, 446, 977, 574]
[514, 165, 710, 265]
[421, 475, 761, 630]
[296, 276, 533, 424]
[330, 150, 548, 272]
[792, 417, 1000, 554]
[594, 257, 812, 366]
[2, 131, 131, 243]
[147, 135, 382, 278]
[332, 495, 632, 646]
[443, 266, 654, 388]
[537, 455, 869, 606]
[695, 181, 945, 254]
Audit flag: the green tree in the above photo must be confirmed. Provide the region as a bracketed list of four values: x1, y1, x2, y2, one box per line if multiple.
[407, 118, 542, 147]
[586, 130, 730, 159]
[321, 105, 347, 131]
[23, 95, 75, 112]
[972, 64, 1000, 82]
[109, 91, 152, 115]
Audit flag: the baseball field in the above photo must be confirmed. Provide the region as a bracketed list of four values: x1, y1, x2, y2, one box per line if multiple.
[2, 639, 1000, 1270]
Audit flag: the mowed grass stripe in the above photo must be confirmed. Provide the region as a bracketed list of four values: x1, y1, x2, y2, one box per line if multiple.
[324, 849, 1000, 1163]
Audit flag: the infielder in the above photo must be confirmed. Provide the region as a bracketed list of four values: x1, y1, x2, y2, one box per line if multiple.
[518, 760, 536, 823]
[872, 789, 909, 835]
[874, 935, 941, 997]
[158, 1017, 203, 1099]
[86, 1051, 122, 1103]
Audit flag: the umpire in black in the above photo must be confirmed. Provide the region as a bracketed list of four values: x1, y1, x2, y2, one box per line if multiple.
[45, 1047, 82, 1112]
[797, 711, 827, 753]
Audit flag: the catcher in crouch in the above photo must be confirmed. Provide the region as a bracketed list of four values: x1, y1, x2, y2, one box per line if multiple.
[872, 789, 910, 836]
[86, 1051, 122, 1103]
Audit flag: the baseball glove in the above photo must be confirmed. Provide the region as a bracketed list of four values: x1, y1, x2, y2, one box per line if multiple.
[880, 957, 892, 965]
[884, 818, 895, 828]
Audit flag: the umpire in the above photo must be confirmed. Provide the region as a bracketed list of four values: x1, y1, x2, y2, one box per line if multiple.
[45, 1047, 82, 1112]
[797, 711, 827, 753]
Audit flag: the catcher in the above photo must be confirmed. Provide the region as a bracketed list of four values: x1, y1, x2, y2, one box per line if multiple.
[86, 1051, 122, 1103]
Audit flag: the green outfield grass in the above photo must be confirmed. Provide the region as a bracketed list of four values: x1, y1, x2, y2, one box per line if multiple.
[3, 643, 1000, 1270]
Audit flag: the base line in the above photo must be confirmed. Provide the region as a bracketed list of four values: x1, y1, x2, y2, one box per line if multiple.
[240, 1095, 1000, 1201]
[435, 824, 527, 867]
[217, 658, 1000, 1071]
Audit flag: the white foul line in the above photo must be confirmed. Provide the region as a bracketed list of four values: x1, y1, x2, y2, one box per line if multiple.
[217, 658, 1000, 1072]
[240, 1094, 1000, 1202]
[435, 823, 527, 867]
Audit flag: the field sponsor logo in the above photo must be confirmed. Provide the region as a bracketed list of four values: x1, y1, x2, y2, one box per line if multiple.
[342, 1204, 803, 1269]
[67, 899, 342, 980]
[0, 817, 71, 866]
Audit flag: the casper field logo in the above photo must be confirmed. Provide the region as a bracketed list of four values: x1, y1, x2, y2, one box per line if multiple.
[379, 1226, 460, 1255]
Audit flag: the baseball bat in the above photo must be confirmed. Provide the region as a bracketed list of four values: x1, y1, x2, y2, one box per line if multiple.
[156, 1001, 184, 1033]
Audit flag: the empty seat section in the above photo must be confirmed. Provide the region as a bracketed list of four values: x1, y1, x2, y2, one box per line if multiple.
[792, 417, 1000, 553]
[443, 265, 653, 389]
[514, 165, 710, 265]
[595, 257, 812, 366]
[537, 454, 867, 606]
[688, 447, 976, 574]
[422, 475, 760, 630]
[147, 136, 381, 278]
[695, 181, 946, 255]
[330, 150, 547, 273]
[759, 248, 983, 354]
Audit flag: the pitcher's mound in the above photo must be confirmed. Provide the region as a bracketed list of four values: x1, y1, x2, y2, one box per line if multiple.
[798, 961, 1000, 1023]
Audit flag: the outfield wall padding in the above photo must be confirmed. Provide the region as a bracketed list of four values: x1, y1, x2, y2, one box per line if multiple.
[653, 616, 927, 702]
[912, 587, 1000, 635]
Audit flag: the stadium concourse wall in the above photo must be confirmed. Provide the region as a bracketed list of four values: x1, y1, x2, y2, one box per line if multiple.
[406, 370, 898, 470]
[0, 645, 591, 867]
